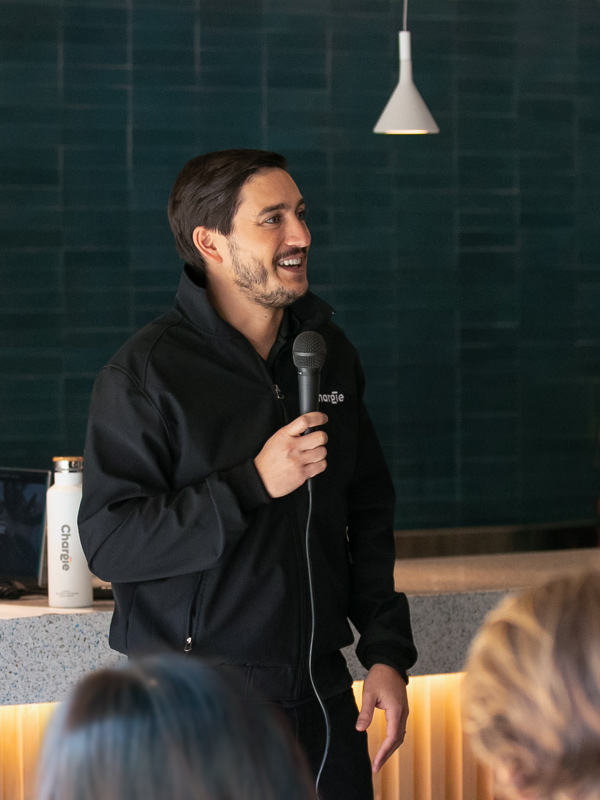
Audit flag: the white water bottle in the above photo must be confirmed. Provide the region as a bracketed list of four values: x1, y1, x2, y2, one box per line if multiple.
[46, 456, 93, 608]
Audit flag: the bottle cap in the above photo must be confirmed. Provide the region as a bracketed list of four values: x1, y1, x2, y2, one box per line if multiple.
[53, 456, 83, 473]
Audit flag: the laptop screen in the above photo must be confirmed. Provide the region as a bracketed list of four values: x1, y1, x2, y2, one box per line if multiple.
[0, 467, 51, 584]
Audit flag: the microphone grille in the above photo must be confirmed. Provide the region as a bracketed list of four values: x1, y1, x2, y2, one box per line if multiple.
[293, 331, 327, 369]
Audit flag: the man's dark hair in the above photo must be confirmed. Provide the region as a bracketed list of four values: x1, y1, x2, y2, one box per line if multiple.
[168, 149, 288, 272]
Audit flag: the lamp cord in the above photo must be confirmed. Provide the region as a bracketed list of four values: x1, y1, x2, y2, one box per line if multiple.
[305, 485, 331, 799]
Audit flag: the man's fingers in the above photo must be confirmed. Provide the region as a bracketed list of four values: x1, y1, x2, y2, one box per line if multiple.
[305, 459, 327, 479]
[371, 706, 404, 772]
[299, 430, 328, 448]
[285, 412, 328, 436]
[355, 691, 375, 732]
[299, 442, 328, 463]
[254, 413, 328, 498]
[373, 733, 403, 773]
[357, 664, 410, 773]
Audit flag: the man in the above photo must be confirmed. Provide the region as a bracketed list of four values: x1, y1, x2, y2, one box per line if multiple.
[79, 150, 417, 799]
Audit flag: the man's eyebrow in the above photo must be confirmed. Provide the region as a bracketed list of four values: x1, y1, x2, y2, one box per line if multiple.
[256, 198, 306, 217]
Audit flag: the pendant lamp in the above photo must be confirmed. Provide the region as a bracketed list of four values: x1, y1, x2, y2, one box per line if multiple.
[373, 0, 439, 134]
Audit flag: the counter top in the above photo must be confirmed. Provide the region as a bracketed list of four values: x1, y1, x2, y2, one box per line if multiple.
[0, 597, 114, 620]
[1, 549, 598, 705]
[394, 546, 600, 595]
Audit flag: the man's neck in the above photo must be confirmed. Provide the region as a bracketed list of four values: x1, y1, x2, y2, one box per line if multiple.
[206, 280, 283, 360]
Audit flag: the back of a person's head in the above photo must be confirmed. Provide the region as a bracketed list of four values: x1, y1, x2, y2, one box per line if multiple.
[462, 570, 600, 800]
[37, 655, 315, 800]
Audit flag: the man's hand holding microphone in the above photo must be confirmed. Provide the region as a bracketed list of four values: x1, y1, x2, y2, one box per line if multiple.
[255, 331, 328, 498]
[254, 412, 328, 498]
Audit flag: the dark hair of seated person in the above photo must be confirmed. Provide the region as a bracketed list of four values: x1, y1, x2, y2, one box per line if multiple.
[36, 654, 316, 800]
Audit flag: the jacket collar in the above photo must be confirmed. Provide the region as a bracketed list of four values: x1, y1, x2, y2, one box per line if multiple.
[175, 264, 334, 338]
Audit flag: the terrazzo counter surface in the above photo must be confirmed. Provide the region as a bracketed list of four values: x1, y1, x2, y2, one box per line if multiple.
[2, 548, 599, 705]
[0, 600, 125, 705]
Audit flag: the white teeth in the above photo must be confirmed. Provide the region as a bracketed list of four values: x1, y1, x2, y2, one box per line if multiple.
[279, 258, 302, 266]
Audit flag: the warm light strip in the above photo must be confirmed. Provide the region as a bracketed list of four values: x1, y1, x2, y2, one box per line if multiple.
[0, 702, 56, 800]
[0, 674, 491, 800]
[353, 673, 492, 800]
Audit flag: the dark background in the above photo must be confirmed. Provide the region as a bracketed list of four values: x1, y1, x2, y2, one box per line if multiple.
[2, 0, 600, 533]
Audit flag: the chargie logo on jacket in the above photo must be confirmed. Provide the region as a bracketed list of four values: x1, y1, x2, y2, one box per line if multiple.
[319, 390, 345, 404]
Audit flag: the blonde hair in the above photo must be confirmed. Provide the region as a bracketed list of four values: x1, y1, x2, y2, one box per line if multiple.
[462, 571, 600, 800]
[37, 655, 315, 800]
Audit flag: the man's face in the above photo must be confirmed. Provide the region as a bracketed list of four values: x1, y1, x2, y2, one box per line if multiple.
[223, 168, 311, 309]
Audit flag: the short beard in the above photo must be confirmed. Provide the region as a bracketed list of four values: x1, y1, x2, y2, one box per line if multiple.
[228, 239, 307, 309]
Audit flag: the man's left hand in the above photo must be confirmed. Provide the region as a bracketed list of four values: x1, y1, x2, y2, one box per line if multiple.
[355, 663, 409, 773]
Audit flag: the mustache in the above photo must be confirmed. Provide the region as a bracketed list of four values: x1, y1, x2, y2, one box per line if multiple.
[273, 247, 308, 265]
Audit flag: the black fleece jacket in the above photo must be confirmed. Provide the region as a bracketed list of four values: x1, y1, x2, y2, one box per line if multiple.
[79, 265, 416, 704]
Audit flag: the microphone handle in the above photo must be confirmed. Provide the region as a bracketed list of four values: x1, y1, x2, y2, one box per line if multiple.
[298, 368, 321, 433]
[297, 368, 321, 493]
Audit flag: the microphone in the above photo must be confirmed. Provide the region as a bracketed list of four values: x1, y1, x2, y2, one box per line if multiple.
[293, 331, 327, 418]
[293, 331, 327, 492]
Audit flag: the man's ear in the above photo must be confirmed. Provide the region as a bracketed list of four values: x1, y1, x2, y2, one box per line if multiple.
[192, 226, 224, 265]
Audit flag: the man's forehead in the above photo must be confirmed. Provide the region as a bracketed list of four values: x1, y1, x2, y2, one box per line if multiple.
[238, 168, 303, 212]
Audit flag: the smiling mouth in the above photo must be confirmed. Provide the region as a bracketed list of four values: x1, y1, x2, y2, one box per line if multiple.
[276, 250, 307, 269]
[278, 257, 303, 267]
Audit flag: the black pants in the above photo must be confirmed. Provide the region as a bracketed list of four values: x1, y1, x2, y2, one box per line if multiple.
[278, 689, 374, 800]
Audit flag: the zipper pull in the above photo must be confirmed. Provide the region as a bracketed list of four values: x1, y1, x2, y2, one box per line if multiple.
[184, 636, 192, 653]
[273, 384, 284, 400]
[346, 530, 353, 564]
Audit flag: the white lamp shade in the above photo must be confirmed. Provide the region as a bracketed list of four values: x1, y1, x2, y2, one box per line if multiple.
[374, 32, 439, 134]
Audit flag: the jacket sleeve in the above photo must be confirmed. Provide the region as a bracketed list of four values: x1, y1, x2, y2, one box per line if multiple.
[346, 359, 418, 681]
[78, 365, 271, 584]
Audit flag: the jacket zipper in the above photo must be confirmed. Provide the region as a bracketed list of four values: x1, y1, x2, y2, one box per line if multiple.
[184, 341, 311, 692]
[183, 573, 204, 653]
[273, 358, 309, 700]
[183, 379, 286, 654]
[291, 499, 309, 698]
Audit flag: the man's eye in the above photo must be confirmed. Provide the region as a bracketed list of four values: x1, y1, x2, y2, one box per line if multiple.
[264, 215, 280, 224]
[298, 209, 307, 220]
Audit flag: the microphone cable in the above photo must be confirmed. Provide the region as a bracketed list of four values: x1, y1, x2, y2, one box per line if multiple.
[292, 330, 330, 798]
[304, 482, 331, 799]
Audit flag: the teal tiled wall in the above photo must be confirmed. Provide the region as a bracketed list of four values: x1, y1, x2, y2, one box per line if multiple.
[2, 0, 600, 530]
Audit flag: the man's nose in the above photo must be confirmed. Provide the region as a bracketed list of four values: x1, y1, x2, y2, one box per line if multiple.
[285, 217, 311, 249]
